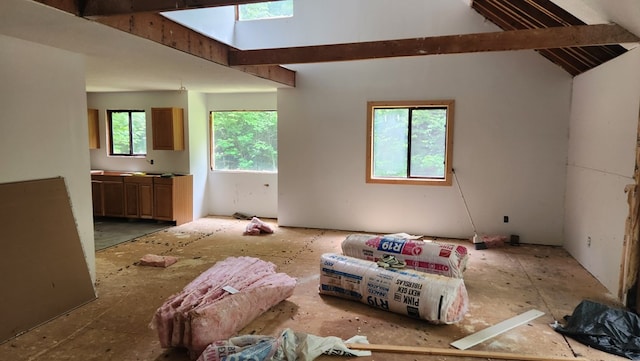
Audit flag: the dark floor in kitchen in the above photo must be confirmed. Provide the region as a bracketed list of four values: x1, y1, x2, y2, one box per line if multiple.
[93, 217, 173, 251]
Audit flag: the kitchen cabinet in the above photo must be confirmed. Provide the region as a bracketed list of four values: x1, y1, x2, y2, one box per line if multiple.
[124, 176, 153, 219]
[91, 172, 192, 225]
[152, 107, 184, 151]
[88, 108, 100, 149]
[91, 175, 124, 217]
[91, 180, 103, 215]
[153, 175, 193, 225]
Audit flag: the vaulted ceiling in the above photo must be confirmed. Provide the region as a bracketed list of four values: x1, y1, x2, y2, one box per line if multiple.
[471, 0, 631, 76]
[4, 0, 639, 92]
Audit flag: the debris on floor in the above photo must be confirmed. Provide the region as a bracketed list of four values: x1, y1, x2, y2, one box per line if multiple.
[232, 212, 255, 220]
[385, 232, 422, 239]
[196, 328, 371, 361]
[244, 217, 275, 235]
[450, 309, 544, 350]
[554, 299, 640, 360]
[480, 235, 509, 248]
[342, 234, 469, 278]
[319, 253, 468, 324]
[138, 254, 178, 268]
[150, 256, 296, 358]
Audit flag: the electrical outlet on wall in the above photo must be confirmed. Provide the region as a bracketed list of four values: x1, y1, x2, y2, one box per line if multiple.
[587, 236, 591, 247]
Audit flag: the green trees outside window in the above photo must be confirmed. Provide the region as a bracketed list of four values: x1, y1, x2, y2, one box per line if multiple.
[108, 110, 146, 156]
[211, 111, 277, 172]
[373, 107, 447, 178]
[238, 0, 293, 21]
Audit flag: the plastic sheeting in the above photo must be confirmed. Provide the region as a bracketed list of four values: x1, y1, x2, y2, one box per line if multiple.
[319, 253, 468, 324]
[341, 234, 469, 278]
[554, 300, 640, 360]
[196, 328, 371, 361]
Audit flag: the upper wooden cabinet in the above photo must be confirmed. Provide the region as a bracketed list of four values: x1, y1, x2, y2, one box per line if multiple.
[88, 108, 100, 149]
[152, 107, 184, 151]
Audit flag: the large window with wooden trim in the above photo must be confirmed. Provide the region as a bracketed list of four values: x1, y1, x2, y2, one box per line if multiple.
[237, 0, 293, 21]
[367, 100, 454, 186]
[210, 110, 278, 172]
[107, 110, 147, 156]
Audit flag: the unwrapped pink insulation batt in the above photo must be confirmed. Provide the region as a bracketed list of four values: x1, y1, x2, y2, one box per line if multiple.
[151, 256, 296, 358]
[342, 234, 469, 278]
[319, 253, 468, 324]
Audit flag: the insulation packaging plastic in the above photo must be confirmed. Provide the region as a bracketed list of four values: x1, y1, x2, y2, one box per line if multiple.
[151, 256, 296, 359]
[319, 253, 468, 324]
[196, 328, 371, 361]
[342, 234, 469, 278]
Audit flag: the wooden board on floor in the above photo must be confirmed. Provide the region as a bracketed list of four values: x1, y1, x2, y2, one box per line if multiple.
[0, 177, 96, 343]
[450, 309, 545, 350]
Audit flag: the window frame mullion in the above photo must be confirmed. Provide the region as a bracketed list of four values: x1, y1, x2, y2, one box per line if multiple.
[127, 111, 134, 156]
[406, 108, 414, 178]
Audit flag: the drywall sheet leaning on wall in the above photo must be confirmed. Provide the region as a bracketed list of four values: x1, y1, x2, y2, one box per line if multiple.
[0, 177, 96, 343]
[319, 253, 468, 324]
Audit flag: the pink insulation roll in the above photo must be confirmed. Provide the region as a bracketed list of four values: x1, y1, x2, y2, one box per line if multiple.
[342, 234, 469, 278]
[319, 253, 468, 324]
[151, 256, 296, 358]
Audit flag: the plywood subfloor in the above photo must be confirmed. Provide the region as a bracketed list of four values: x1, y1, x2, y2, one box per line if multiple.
[0, 216, 627, 361]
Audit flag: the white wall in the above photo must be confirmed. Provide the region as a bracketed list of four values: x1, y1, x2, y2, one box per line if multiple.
[0, 35, 96, 283]
[235, 0, 573, 241]
[187, 92, 210, 219]
[207, 93, 278, 218]
[87, 91, 190, 175]
[234, 0, 484, 48]
[163, 6, 236, 46]
[276, 54, 571, 240]
[564, 48, 640, 295]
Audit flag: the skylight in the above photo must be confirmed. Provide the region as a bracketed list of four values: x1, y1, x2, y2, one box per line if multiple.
[238, 0, 293, 21]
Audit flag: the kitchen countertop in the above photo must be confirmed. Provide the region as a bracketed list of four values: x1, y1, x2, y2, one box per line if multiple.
[90, 170, 180, 177]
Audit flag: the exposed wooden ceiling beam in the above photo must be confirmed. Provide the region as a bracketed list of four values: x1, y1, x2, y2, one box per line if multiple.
[32, 0, 295, 87]
[82, 0, 279, 17]
[96, 13, 295, 87]
[229, 24, 639, 66]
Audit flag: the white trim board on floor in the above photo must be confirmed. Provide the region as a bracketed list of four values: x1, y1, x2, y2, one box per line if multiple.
[450, 309, 545, 350]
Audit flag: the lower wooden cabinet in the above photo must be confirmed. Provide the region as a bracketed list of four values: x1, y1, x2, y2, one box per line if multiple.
[92, 173, 192, 225]
[91, 180, 103, 215]
[91, 175, 125, 217]
[153, 175, 193, 225]
[124, 177, 154, 219]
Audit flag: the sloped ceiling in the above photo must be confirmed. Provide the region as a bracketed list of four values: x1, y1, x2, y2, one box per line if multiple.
[1, 0, 639, 92]
[471, 0, 630, 76]
[0, 0, 290, 93]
